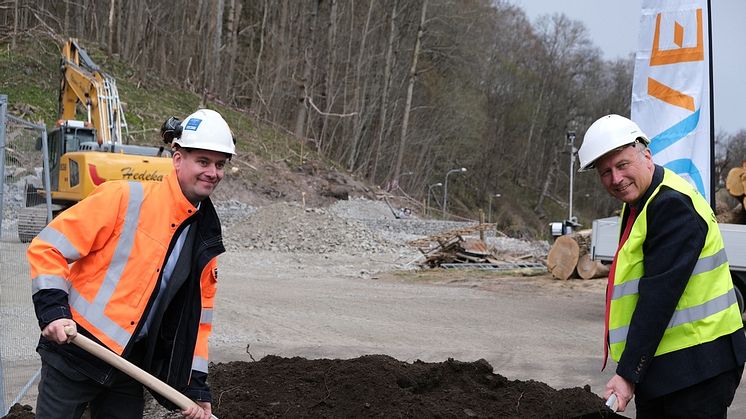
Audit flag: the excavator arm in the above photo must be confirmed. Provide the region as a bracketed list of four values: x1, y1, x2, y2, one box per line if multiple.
[59, 39, 127, 145]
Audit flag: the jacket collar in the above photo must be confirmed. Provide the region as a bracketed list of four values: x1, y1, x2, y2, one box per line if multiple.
[163, 167, 199, 214]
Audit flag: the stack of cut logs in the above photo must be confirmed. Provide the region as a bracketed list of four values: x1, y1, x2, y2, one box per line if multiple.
[722, 163, 746, 224]
[546, 229, 610, 280]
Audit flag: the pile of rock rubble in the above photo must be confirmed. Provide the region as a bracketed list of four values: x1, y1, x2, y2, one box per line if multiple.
[217, 197, 550, 260]
[219, 200, 400, 255]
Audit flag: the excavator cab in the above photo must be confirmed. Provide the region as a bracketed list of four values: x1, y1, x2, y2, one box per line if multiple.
[40, 120, 96, 191]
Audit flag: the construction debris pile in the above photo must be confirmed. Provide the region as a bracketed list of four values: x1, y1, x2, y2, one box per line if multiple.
[409, 224, 548, 274]
[416, 236, 500, 267]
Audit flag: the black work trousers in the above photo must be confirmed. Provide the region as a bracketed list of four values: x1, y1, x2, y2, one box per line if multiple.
[35, 344, 147, 419]
[635, 366, 743, 419]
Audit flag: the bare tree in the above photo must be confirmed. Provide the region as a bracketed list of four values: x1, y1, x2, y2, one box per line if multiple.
[317, 0, 338, 152]
[394, 0, 427, 182]
[209, 0, 224, 94]
[345, 0, 375, 171]
[294, 0, 320, 139]
[107, 0, 115, 54]
[370, 0, 399, 182]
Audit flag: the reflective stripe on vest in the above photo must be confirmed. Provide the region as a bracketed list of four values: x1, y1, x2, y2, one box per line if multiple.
[609, 288, 738, 345]
[192, 355, 209, 373]
[608, 169, 742, 361]
[32, 274, 70, 294]
[67, 182, 144, 349]
[31, 226, 82, 294]
[37, 226, 82, 262]
[611, 248, 728, 300]
[200, 308, 213, 325]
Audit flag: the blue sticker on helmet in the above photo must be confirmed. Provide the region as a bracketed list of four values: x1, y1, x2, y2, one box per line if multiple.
[184, 118, 202, 131]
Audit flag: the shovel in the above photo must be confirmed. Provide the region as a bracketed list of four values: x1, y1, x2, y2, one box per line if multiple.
[64, 327, 218, 419]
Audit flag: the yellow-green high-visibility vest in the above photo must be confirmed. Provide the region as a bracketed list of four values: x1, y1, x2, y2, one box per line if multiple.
[609, 168, 742, 361]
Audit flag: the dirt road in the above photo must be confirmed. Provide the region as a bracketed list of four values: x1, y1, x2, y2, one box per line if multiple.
[213, 249, 605, 385]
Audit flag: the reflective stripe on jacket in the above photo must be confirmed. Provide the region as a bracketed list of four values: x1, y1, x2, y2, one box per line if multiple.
[609, 168, 742, 361]
[28, 168, 220, 377]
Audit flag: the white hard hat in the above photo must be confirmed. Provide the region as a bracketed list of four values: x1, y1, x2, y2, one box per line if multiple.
[577, 114, 649, 171]
[173, 109, 235, 155]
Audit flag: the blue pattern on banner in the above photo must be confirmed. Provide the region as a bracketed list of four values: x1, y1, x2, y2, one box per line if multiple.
[664, 158, 706, 197]
[184, 118, 202, 131]
[649, 109, 700, 155]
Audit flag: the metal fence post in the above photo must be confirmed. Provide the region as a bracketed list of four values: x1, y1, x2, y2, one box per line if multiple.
[0, 93, 8, 415]
[0, 94, 7, 238]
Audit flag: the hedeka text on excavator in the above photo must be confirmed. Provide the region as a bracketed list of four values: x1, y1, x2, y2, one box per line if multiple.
[18, 38, 172, 241]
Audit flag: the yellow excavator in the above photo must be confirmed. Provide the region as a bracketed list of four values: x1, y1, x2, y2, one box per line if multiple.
[18, 39, 173, 241]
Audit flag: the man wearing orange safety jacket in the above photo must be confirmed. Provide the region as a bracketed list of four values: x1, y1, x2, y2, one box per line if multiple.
[27, 109, 235, 419]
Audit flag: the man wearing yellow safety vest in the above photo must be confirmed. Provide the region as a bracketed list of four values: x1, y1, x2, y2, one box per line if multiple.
[27, 109, 235, 419]
[578, 114, 746, 418]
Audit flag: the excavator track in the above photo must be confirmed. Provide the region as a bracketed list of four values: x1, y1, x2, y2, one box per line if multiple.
[17, 206, 48, 243]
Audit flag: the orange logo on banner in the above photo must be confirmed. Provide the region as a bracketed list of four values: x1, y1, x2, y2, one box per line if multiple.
[650, 8, 704, 65]
[647, 8, 703, 110]
[648, 77, 696, 111]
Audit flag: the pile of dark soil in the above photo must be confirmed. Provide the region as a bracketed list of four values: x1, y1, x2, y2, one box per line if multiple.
[0, 405, 32, 419]
[208, 355, 621, 419]
[2, 355, 623, 419]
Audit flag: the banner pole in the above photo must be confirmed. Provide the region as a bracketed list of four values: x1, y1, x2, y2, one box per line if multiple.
[707, 0, 715, 210]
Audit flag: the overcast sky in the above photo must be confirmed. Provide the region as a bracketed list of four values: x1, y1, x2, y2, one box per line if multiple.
[508, 0, 745, 135]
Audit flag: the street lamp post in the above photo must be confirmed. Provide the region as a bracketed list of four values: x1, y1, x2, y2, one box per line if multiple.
[427, 182, 442, 216]
[567, 131, 576, 222]
[488, 193, 501, 223]
[442, 167, 467, 218]
[566, 131, 579, 232]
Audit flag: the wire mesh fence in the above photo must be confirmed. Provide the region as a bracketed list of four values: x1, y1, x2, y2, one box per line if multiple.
[0, 95, 47, 414]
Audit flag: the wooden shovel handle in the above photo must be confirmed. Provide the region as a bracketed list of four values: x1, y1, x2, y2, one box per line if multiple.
[64, 327, 217, 418]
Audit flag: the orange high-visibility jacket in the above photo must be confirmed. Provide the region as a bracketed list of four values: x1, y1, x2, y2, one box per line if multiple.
[28, 168, 222, 384]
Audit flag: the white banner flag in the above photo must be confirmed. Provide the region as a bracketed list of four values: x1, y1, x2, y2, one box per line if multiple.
[632, 0, 711, 203]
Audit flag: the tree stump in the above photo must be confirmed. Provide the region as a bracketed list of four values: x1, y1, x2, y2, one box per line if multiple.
[726, 165, 746, 198]
[547, 235, 580, 280]
[576, 254, 610, 279]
